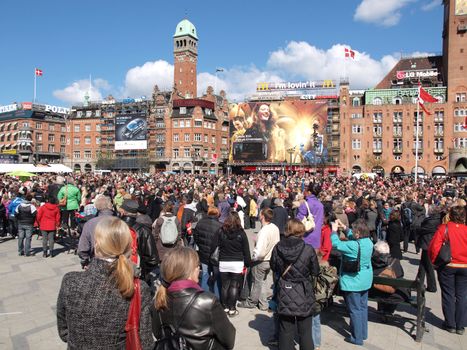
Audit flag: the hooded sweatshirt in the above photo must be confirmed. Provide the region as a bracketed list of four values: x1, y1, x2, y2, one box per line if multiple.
[36, 202, 60, 231]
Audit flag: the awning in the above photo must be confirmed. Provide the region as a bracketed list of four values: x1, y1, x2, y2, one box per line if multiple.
[0, 164, 72, 173]
[432, 166, 446, 175]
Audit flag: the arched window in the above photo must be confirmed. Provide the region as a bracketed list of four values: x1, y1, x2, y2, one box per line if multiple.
[393, 97, 402, 105]
[352, 97, 360, 106]
[373, 97, 383, 105]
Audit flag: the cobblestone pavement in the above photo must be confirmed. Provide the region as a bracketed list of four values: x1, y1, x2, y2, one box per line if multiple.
[0, 231, 465, 349]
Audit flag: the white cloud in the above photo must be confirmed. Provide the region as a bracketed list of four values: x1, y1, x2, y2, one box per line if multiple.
[354, 0, 413, 26]
[53, 79, 109, 105]
[122, 60, 173, 98]
[267, 41, 399, 90]
[421, 0, 440, 11]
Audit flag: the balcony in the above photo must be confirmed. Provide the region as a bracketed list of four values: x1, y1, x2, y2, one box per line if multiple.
[393, 147, 403, 154]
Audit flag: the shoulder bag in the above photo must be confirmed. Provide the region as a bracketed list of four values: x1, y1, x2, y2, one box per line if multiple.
[373, 259, 397, 294]
[301, 201, 315, 232]
[59, 185, 68, 207]
[125, 278, 142, 350]
[434, 225, 452, 269]
[341, 240, 361, 273]
[155, 292, 200, 350]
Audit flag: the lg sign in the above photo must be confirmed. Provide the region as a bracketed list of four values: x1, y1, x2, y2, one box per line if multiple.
[396, 69, 438, 80]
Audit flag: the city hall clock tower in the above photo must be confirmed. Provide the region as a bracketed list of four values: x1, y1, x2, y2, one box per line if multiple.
[173, 19, 198, 99]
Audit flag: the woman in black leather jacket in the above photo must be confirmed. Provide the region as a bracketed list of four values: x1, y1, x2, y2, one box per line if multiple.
[270, 219, 319, 350]
[152, 247, 236, 350]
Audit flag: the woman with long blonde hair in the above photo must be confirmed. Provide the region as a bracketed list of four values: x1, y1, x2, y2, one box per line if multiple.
[152, 247, 236, 350]
[57, 216, 154, 349]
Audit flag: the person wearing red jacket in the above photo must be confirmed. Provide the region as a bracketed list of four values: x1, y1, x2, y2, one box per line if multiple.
[428, 206, 467, 335]
[320, 214, 332, 262]
[36, 195, 60, 258]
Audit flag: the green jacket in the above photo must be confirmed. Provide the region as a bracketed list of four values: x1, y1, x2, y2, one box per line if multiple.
[58, 184, 82, 211]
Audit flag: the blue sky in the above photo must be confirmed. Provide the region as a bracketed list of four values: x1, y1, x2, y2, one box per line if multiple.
[0, 0, 443, 106]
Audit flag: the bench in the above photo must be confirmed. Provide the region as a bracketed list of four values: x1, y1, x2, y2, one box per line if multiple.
[369, 276, 427, 342]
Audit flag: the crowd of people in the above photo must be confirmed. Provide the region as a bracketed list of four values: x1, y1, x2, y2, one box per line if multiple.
[0, 171, 466, 349]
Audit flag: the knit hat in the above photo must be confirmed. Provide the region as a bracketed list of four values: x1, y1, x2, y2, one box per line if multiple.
[121, 199, 139, 214]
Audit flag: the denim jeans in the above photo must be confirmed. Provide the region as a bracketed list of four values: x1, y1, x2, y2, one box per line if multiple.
[200, 263, 220, 298]
[343, 290, 369, 345]
[247, 261, 271, 310]
[18, 225, 33, 255]
[312, 314, 321, 347]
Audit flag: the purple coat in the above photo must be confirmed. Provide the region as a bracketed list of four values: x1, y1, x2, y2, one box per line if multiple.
[296, 195, 324, 248]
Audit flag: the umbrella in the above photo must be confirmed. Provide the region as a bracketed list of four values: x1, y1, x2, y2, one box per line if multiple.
[6, 171, 36, 178]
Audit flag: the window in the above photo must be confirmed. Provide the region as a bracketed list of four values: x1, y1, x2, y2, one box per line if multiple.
[351, 113, 362, 119]
[393, 125, 403, 136]
[212, 136, 216, 144]
[180, 120, 185, 127]
[351, 125, 362, 134]
[351, 139, 361, 150]
[373, 139, 382, 150]
[455, 123, 467, 132]
[373, 97, 383, 105]
[95, 110, 101, 117]
[85, 124, 91, 132]
[86, 110, 92, 117]
[36, 133, 42, 141]
[180, 107, 187, 114]
[74, 125, 80, 132]
[184, 133, 190, 141]
[434, 138, 444, 151]
[36, 144, 42, 151]
[372, 112, 382, 123]
[60, 135, 66, 144]
[222, 137, 227, 145]
[61, 126, 66, 132]
[74, 137, 80, 145]
[96, 124, 101, 131]
[352, 97, 360, 107]
[393, 97, 402, 105]
[455, 108, 467, 117]
[194, 133, 201, 141]
[73, 151, 80, 159]
[156, 148, 164, 157]
[204, 134, 208, 142]
[173, 149, 179, 158]
[206, 109, 212, 115]
[84, 150, 92, 159]
[393, 138, 403, 150]
[173, 134, 179, 142]
[186, 120, 191, 127]
[48, 134, 55, 142]
[36, 122, 42, 129]
[184, 148, 191, 157]
[373, 125, 382, 136]
[49, 124, 55, 131]
[393, 111, 403, 123]
[48, 144, 55, 152]
[85, 136, 91, 145]
[456, 93, 466, 102]
[60, 146, 66, 154]
[222, 125, 228, 132]
[204, 122, 208, 128]
[454, 138, 467, 149]
[173, 120, 179, 127]
[394, 156, 402, 160]
[413, 140, 423, 150]
[77, 111, 82, 118]
[194, 120, 202, 127]
[156, 134, 165, 143]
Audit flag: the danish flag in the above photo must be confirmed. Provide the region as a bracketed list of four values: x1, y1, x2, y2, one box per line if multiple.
[344, 48, 355, 59]
[35, 68, 43, 76]
[418, 83, 438, 115]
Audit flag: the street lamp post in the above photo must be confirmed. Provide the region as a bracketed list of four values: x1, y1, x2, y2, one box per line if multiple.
[286, 147, 295, 175]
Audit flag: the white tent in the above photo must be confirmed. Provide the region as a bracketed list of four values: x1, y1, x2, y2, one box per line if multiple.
[0, 164, 72, 173]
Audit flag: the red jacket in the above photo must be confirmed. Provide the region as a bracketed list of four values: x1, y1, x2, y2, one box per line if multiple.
[429, 222, 467, 265]
[320, 225, 332, 262]
[36, 203, 60, 231]
[130, 228, 138, 264]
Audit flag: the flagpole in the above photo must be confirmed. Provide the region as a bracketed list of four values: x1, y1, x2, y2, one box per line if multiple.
[33, 70, 37, 103]
[415, 83, 421, 183]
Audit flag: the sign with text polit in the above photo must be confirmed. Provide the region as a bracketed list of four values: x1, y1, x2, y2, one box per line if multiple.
[256, 80, 336, 92]
[45, 104, 70, 114]
[396, 69, 438, 80]
[0, 104, 18, 113]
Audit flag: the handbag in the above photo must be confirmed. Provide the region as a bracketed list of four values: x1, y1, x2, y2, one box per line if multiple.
[301, 201, 315, 232]
[373, 259, 397, 294]
[125, 278, 142, 350]
[341, 240, 361, 273]
[59, 185, 68, 207]
[209, 246, 220, 266]
[434, 225, 452, 269]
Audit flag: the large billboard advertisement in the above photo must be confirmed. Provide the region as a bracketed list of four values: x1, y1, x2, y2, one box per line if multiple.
[229, 100, 328, 164]
[115, 113, 147, 150]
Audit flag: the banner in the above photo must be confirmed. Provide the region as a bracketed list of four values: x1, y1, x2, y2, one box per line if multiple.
[229, 100, 328, 164]
[115, 113, 147, 150]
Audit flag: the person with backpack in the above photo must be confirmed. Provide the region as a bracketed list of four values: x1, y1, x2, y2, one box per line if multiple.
[152, 247, 236, 350]
[152, 201, 183, 262]
[270, 219, 319, 350]
[8, 189, 24, 238]
[401, 193, 424, 253]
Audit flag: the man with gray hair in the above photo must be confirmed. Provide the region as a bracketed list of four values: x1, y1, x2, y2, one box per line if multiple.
[77, 195, 114, 268]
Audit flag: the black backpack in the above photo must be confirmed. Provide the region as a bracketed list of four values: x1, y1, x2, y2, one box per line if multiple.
[154, 292, 200, 350]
